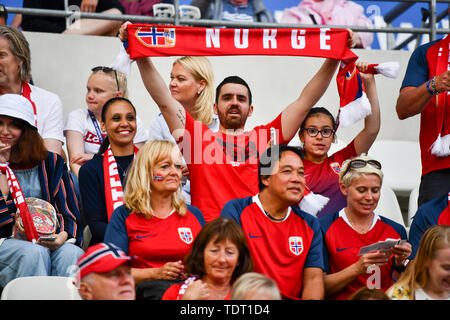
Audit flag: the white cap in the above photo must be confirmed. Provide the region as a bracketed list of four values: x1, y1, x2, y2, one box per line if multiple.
[0, 94, 36, 129]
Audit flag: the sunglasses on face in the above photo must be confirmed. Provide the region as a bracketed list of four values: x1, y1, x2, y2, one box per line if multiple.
[302, 127, 335, 138]
[342, 159, 382, 177]
[91, 66, 119, 91]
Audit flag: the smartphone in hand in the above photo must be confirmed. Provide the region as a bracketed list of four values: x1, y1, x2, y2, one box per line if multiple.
[38, 236, 56, 241]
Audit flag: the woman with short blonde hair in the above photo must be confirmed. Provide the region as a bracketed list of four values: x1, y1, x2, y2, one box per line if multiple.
[320, 154, 411, 300]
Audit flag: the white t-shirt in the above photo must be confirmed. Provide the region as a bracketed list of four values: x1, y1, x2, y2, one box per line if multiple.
[28, 84, 65, 143]
[63, 108, 148, 154]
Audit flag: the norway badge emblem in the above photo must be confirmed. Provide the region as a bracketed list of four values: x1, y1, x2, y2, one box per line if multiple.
[289, 236, 303, 256]
[178, 227, 193, 244]
[136, 26, 176, 48]
[330, 162, 341, 175]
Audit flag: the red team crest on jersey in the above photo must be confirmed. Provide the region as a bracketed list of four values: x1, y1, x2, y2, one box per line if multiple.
[289, 237, 303, 256]
[178, 227, 193, 244]
[135, 26, 176, 48]
[330, 162, 341, 175]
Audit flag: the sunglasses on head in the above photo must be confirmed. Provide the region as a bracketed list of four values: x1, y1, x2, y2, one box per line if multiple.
[91, 66, 119, 91]
[342, 159, 382, 177]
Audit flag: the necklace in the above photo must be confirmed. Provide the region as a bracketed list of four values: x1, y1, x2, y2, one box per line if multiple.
[115, 155, 133, 177]
[210, 286, 231, 299]
[264, 210, 285, 222]
[346, 210, 374, 234]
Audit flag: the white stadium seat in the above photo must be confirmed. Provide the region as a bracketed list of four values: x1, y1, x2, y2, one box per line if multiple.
[407, 185, 420, 227]
[368, 140, 421, 195]
[1, 276, 81, 300]
[374, 184, 406, 228]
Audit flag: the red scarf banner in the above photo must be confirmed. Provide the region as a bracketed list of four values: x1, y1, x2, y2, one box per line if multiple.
[123, 24, 371, 128]
[103, 146, 139, 221]
[0, 163, 39, 242]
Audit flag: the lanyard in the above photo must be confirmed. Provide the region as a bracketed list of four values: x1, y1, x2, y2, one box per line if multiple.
[87, 109, 104, 143]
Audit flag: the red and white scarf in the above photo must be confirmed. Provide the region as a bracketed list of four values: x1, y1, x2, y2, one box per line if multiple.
[120, 24, 371, 128]
[430, 35, 450, 157]
[103, 146, 139, 221]
[21, 81, 38, 128]
[0, 163, 38, 242]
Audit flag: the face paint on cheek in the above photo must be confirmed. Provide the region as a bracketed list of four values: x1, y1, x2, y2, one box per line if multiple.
[153, 173, 164, 181]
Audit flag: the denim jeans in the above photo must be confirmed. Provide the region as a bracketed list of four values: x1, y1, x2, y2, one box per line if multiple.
[0, 238, 84, 287]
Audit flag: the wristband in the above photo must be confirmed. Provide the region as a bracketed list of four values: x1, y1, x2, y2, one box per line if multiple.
[392, 259, 409, 273]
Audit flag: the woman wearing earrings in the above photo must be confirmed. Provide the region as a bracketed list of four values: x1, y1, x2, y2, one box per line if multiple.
[78, 97, 140, 245]
[149, 56, 218, 204]
[298, 62, 380, 217]
[64, 66, 147, 178]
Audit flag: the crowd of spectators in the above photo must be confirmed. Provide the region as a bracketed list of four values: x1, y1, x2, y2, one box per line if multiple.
[0, 1, 448, 303]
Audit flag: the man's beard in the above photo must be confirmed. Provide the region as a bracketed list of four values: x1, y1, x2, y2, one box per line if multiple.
[219, 107, 248, 131]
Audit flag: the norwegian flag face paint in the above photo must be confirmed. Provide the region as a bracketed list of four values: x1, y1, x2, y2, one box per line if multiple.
[153, 174, 164, 181]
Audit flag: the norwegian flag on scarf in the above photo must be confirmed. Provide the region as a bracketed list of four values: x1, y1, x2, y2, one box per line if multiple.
[112, 24, 372, 128]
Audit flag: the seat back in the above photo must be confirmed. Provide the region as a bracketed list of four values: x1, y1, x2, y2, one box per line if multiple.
[1, 276, 82, 300]
[368, 140, 421, 194]
[374, 184, 405, 228]
[407, 185, 420, 227]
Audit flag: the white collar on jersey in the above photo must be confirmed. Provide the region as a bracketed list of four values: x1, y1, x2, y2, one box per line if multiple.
[339, 208, 380, 233]
[252, 194, 291, 222]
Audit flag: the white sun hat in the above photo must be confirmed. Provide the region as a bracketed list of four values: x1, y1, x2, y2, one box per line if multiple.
[0, 94, 36, 129]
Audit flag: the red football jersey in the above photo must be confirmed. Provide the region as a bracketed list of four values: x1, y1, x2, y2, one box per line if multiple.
[125, 211, 203, 268]
[179, 112, 287, 222]
[303, 141, 356, 218]
[320, 210, 408, 300]
[221, 195, 325, 299]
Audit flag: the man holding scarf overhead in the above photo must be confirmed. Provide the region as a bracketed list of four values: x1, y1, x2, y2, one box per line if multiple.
[396, 7, 450, 207]
[119, 22, 367, 222]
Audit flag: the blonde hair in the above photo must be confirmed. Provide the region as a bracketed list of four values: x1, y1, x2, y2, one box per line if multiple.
[124, 140, 186, 218]
[389, 225, 450, 299]
[91, 68, 128, 99]
[230, 272, 281, 300]
[339, 154, 383, 188]
[174, 56, 215, 126]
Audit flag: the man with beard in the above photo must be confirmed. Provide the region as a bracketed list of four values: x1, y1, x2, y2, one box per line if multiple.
[134, 57, 339, 222]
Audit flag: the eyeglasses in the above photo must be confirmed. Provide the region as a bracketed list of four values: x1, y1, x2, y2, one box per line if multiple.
[302, 127, 335, 138]
[342, 159, 382, 177]
[91, 66, 119, 91]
